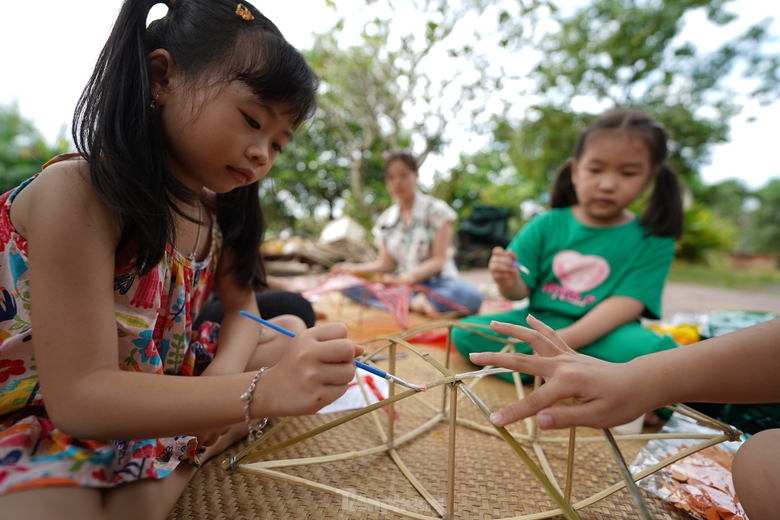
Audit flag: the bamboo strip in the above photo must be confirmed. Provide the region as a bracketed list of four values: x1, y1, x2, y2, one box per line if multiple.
[457, 383, 581, 520]
[532, 440, 563, 496]
[446, 385, 458, 519]
[221, 416, 293, 472]
[235, 388, 418, 465]
[388, 341, 397, 442]
[561, 433, 734, 510]
[602, 428, 651, 519]
[237, 467, 438, 520]
[244, 413, 444, 470]
[387, 448, 446, 517]
[564, 427, 576, 503]
[358, 372, 390, 441]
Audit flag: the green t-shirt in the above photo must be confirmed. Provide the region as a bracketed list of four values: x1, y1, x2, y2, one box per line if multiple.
[508, 207, 675, 321]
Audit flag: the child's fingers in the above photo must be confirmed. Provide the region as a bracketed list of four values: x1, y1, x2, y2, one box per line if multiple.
[488, 383, 565, 427]
[525, 315, 576, 354]
[532, 400, 615, 430]
[319, 360, 359, 386]
[313, 338, 359, 364]
[307, 321, 349, 341]
[468, 351, 551, 378]
[489, 321, 563, 357]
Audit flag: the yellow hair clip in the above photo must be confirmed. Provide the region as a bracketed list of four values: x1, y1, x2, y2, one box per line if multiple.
[235, 3, 254, 21]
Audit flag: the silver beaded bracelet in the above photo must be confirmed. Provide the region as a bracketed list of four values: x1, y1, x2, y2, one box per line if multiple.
[240, 366, 269, 442]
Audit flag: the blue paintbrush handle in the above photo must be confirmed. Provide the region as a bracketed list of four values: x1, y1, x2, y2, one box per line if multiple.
[354, 360, 388, 379]
[239, 310, 387, 377]
[510, 258, 531, 275]
[240, 310, 296, 337]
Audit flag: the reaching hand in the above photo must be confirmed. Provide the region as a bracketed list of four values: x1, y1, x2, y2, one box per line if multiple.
[469, 316, 654, 430]
[258, 322, 364, 417]
[395, 271, 417, 284]
[488, 247, 521, 291]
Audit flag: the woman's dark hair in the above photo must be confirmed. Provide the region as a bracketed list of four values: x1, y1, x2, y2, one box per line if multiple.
[73, 0, 319, 287]
[384, 152, 419, 175]
[550, 110, 683, 239]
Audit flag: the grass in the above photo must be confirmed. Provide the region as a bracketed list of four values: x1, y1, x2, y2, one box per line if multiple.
[668, 259, 780, 293]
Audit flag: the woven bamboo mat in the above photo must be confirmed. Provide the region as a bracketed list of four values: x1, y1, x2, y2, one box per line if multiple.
[170, 293, 692, 519]
[171, 355, 691, 517]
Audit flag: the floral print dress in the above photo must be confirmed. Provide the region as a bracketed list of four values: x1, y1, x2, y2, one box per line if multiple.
[0, 155, 221, 495]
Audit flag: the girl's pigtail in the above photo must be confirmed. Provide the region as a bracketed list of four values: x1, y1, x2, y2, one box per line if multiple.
[215, 186, 266, 290]
[74, 0, 188, 274]
[640, 164, 683, 239]
[550, 159, 578, 208]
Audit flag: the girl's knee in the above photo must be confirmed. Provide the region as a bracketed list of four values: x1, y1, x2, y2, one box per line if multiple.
[449, 286, 483, 314]
[271, 314, 306, 335]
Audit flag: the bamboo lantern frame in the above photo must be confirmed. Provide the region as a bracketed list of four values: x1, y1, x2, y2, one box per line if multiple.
[221, 321, 740, 520]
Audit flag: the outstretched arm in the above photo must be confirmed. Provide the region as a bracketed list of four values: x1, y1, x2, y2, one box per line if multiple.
[556, 296, 645, 350]
[470, 316, 780, 430]
[330, 242, 396, 275]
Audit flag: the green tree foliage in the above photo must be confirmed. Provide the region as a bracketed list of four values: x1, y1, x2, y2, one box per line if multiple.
[450, 106, 591, 214]
[746, 179, 780, 256]
[266, 114, 396, 233]
[0, 102, 69, 193]
[697, 179, 752, 221]
[676, 202, 737, 263]
[266, 0, 551, 233]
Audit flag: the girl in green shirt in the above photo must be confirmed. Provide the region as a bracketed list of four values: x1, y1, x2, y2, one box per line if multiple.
[454, 110, 684, 392]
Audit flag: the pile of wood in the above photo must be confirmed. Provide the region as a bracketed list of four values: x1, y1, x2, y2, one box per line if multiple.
[262, 216, 377, 275]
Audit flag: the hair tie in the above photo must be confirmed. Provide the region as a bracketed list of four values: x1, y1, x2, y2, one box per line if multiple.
[236, 3, 254, 20]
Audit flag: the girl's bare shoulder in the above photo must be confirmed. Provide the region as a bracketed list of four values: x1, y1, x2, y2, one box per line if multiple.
[10, 157, 121, 243]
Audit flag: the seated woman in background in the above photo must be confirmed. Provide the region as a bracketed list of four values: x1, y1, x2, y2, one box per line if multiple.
[331, 152, 483, 318]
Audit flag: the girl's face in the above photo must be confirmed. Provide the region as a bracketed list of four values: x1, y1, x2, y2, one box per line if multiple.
[384, 159, 418, 202]
[159, 77, 295, 194]
[570, 130, 654, 227]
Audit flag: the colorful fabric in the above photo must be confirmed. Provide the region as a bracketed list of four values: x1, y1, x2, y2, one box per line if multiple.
[342, 277, 484, 319]
[0, 154, 222, 495]
[372, 191, 460, 279]
[454, 207, 678, 381]
[303, 274, 474, 329]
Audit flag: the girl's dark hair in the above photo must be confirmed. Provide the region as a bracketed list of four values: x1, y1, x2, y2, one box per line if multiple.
[73, 0, 319, 287]
[550, 110, 683, 239]
[384, 152, 419, 174]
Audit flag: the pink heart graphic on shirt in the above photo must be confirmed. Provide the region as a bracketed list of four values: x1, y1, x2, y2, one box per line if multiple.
[552, 250, 610, 292]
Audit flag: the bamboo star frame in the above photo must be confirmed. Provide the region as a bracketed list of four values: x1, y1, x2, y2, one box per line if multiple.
[221, 321, 739, 519]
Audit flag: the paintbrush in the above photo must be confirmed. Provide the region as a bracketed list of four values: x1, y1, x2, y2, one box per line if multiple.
[424, 367, 516, 388]
[239, 310, 426, 392]
[510, 258, 531, 275]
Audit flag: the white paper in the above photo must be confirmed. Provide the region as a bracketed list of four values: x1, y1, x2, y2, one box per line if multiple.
[317, 368, 390, 414]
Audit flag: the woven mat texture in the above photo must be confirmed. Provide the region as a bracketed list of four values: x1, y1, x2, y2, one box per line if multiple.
[171, 316, 691, 519]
